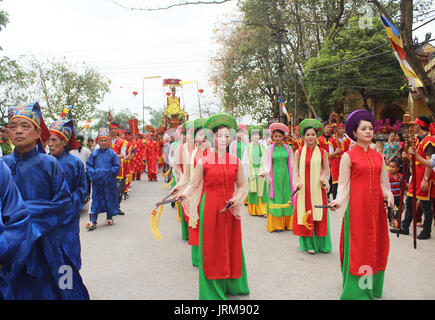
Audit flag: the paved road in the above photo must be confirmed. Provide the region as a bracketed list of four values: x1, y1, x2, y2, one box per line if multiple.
[79, 176, 435, 300]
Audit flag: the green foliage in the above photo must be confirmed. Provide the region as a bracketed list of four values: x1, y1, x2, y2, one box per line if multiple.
[144, 106, 164, 129]
[0, 56, 33, 124]
[303, 16, 406, 118]
[26, 57, 111, 123]
[0, 0, 9, 50]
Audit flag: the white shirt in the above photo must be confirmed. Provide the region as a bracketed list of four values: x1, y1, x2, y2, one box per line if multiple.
[70, 147, 91, 169]
[112, 138, 127, 157]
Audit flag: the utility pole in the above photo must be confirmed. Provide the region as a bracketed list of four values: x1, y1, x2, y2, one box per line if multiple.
[294, 72, 298, 127]
[274, 4, 285, 123]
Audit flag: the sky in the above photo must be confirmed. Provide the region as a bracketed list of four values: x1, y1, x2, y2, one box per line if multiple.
[0, 0, 434, 127]
[0, 0, 239, 125]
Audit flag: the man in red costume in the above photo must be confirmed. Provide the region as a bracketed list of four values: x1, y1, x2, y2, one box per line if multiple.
[318, 122, 334, 198]
[131, 134, 146, 181]
[156, 132, 164, 171]
[123, 131, 136, 197]
[391, 115, 435, 239]
[317, 122, 333, 154]
[109, 123, 127, 215]
[328, 123, 352, 199]
[145, 132, 159, 181]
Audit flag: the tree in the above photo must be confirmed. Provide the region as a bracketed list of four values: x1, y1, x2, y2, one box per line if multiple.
[0, 56, 33, 124]
[111, 0, 233, 11]
[369, 0, 435, 115]
[0, 0, 10, 50]
[210, 0, 364, 122]
[144, 106, 164, 129]
[304, 16, 407, 119]
[26, 56, 111, 123]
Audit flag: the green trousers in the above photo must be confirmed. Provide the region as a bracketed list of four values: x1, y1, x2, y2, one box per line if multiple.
[340, 206, 385, 300]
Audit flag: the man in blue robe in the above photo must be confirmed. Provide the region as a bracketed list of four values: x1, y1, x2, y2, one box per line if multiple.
[48, 119, 88, 270]
[0, 160, 32, 299]
[4, 102, 89, 300]
[86, 128, 120, 230]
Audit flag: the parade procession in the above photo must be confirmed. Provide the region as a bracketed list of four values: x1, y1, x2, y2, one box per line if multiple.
[0, 0, 435, 305]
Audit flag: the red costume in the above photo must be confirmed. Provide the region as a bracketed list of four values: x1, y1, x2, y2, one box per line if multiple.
[145, 135, 159, 181]
[110, 137, 127, 179]
[318, 134, 332, 155]
[188, 148, 209, 247]
[407, 134, 435, 201]
[124, 138, 136, 192]
[131, 139, 146, 180]
[339, 145, 389, 276]
[329, 134, 352, 184]
[201, 152, 243, 279]
[293, 147, 329, 238]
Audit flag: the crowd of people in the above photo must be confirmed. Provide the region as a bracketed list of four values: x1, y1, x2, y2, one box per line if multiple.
[0, 100, 433, 301]
[0, 101, 174, 299]
[166, 110, 434, 301]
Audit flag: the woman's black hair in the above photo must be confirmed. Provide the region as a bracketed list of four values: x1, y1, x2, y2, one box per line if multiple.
[272, 129, 285, 136]
[355, 118, 374, 130]
[212, 124, 228, 133]
[194, 127, 203, 138]
[212, 124, 230, 153]
[302, 126, 316, 136]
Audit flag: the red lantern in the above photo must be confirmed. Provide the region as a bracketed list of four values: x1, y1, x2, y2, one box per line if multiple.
[132, 91, 138, 96]
[198, 89, 204, 94]
[166, 92, 171, 96]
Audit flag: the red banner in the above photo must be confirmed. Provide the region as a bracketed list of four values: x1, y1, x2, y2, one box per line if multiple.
[128, 119, 139, 135]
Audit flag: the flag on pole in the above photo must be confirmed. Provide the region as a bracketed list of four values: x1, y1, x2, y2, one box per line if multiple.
[83, 118, 93, 130]
[380, 14, 423, 88]
[60, 105, 73, 118]
[278, 96, 291, 122]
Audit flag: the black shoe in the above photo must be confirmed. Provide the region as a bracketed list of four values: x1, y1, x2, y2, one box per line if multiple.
[118, 210, 125, 216]
[390, 227, 409, 235]
[417, 232, 431, 240]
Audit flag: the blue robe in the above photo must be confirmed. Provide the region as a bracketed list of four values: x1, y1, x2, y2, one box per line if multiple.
[55, 150, 88, 270]
[3, 147, 89, 300]
[0, 160, 32, 300]
[86, 147, 120, 216]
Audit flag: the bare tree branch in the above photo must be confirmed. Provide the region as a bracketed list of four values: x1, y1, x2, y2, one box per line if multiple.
[111, 0, 234, 11]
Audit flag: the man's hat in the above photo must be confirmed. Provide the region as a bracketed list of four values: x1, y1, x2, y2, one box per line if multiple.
[49, 119, 81, 150]
[8, 102, 50, 152]
[97, 128, 110, 140]
[429, 122, 435, 136]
